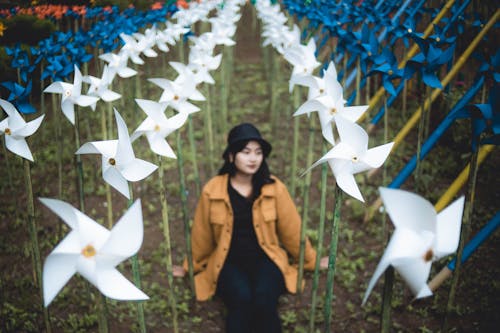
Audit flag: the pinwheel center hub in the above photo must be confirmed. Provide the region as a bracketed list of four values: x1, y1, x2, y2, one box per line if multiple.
[436, 37, 441, 42]
[368, 51, 372, 57]
[109, 158, 116, 166]
[408, 28, 413, 33]
[64, 90, 71, 97]
[351, 156, 359, 163]
[173, 95, 180, 101]
[319, 89, 324, 94]
[329, 107, 337, 115]
[5, 128, 11, 135]
[82, 244, 96, 258]
[154, 124, 161, 132]
[388, 69, 394, 75]
[423, 249, 434, 262]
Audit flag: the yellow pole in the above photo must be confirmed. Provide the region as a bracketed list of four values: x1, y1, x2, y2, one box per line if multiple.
[361, 0, 457, 121]
[434, 145, 495, 212]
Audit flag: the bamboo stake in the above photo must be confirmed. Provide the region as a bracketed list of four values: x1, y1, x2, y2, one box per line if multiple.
[324, 185, 342, 333]
[76, 107, 109, 333]
[24, 158, 52, 333]
[2, 138, 14, 191]
[296, 117, 316, 293]
[380, 95, 393, 333]
[355, 58, 361, 106]
[290, 89, 301, 197]
[157, 155, 179, 333]
[128, 185, 147, 333]
[176, 130, 195, 295]
[220, 48, 229, 137]
[309, 145, 328, 333]
[442, 145, 479, 332]
[204, 85, 215, 176]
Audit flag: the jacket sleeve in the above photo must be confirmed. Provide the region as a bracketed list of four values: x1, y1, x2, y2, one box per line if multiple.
[184, 190, 216, 273]
[274, 179, 317, 270]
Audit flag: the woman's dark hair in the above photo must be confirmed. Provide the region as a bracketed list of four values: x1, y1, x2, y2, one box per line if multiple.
[218, 139, 275, 199]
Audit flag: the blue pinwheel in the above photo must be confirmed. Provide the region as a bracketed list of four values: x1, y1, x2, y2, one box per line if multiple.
[1, 80, 36, 114]
[404, 36, 455, 89]
[42, 55, 74, 82]
[454, 83, 500, 150]
[475, 49, 500, 83]
[389, 16, 423, 48]
[428, 24, 457, 47]
[5, 44, 36, 83]
[368, 47, 403, 96]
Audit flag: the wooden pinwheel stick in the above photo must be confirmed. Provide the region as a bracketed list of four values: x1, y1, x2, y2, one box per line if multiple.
[309, 150, 328, 333]
[429, 210, 500, 292]
[324, 185, 342, 333]
[443, 140, 480, 331]
[127, 184, 147, 333]
[24, 159, 53, 333]
[175, 130, 196, 295]
[157, 155, 180, 333]
[296, 117, 316, 293]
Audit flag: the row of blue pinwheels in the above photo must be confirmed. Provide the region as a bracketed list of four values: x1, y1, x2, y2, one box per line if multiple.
[1, 2, 179, 114]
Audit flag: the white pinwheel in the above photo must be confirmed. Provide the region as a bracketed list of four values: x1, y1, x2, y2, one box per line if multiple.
[131, 99, 188, 158]
[284, 38, 321, 88]
[188, 50, 222, 84]
[148, 72, 205, 115]
[76, 109, 157, 199]
[0, 99, 44, 161]
[294, 62, 367, 145]
[43, 65, 99, 124]
[209, 18, 237, 46]
[83, 65, 122, 110]
[362, 188, 465, 304]
[99, 52, 137, 79]
[162, 21, 189, 44]
[40, 198, 149, 307]
[304, 116, 394, 202]
[169, 59, 214, 86]
[119, 33, 146, 65]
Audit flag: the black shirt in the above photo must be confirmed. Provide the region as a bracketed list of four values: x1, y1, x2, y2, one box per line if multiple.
[226, 181, 266, 263]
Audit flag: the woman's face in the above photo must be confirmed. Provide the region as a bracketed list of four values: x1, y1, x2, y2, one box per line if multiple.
[231, 140, 264, 176]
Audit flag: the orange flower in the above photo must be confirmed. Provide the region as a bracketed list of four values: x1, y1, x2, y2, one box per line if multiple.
[0, 22, 6, 37]
[151, 2, 163, 10]
[177, 0, 189, 9]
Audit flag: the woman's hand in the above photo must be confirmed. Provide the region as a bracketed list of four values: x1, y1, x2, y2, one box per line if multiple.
[172, 265, 186, 278]
[320, 256, 329, 270]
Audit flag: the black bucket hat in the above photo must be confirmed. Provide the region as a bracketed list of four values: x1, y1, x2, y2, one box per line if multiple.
[222, 123, 272, 159]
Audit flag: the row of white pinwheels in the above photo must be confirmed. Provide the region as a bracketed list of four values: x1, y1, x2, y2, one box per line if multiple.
[1, 0, 245, 332]
[254, 0, 465, 332]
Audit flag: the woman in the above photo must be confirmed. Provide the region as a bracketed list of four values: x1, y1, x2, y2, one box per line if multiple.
[174, 123, 326, 333]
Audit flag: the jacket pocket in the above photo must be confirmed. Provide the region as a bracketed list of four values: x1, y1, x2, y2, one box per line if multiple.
[209, 200, 228, 242]
[261, 198, 279, 245]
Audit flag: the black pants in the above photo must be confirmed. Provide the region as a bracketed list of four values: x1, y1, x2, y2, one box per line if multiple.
[216, 255, 286, 333]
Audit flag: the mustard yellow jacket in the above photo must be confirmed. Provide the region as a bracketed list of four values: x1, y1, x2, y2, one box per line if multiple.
[185, 174, 317, 301]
